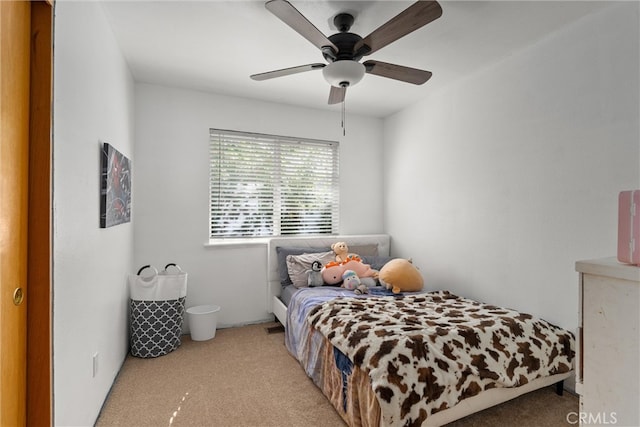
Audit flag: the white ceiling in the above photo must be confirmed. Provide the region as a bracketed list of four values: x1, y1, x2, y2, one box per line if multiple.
[100, 0, 613, 118]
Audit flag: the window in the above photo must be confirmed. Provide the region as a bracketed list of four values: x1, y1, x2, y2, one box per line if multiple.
[209, 129, 339, 239]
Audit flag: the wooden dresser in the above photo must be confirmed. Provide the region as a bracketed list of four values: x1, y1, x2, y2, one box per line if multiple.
[576, 257, 640, 426]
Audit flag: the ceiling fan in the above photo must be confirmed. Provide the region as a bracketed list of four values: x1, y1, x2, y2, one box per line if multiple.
[250, 0, 443, 105]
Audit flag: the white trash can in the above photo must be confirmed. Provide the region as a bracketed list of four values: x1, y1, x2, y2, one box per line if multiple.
[186, 304, 221, 341]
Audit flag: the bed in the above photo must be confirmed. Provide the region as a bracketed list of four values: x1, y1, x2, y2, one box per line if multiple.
[266, 235, 574, 426]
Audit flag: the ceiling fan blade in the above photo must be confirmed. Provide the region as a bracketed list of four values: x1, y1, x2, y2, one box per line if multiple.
[250, 63, 325, 81]
[364, 60, 432, 85]
[355, 1, 443, 56]
[328, 85, 346, 105]
[266, 0, 338, 55]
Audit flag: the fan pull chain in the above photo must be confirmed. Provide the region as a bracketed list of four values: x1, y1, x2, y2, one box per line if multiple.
[341, 99, 346, 136]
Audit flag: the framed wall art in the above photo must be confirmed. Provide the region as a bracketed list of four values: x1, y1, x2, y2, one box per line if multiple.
[100, 142, 131, 228]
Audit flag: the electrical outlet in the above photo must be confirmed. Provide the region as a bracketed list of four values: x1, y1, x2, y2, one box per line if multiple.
[92, 352, 99, 378]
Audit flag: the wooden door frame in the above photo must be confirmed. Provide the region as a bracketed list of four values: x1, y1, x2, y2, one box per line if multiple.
[27, 1, 53, 426]
[0, 1, 52, 425]
[0, 2, 31, 425]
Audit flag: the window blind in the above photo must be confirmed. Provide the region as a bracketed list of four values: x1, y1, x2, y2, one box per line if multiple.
[209, 129, 339, 238]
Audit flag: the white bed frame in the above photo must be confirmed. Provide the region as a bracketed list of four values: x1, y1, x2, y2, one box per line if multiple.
[267, 234, 391, 326]
[266, 234, 571, 425]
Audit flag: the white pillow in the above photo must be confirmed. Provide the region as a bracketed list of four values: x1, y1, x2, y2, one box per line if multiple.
[286, 251, 335, 288]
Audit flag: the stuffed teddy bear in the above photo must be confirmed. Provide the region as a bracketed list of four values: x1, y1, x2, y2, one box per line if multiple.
[341, 270, 368, 295]
[331, 242, 350, 263]
[378, 258, 424, 294]
[307, 260, 324, 287]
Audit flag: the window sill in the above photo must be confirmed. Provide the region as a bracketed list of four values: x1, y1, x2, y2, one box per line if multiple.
[204, 238, 269, 248]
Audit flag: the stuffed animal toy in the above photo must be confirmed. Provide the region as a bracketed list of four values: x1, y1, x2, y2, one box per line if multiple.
[341, 269, 360, 289]
[321, 259, 378, 285]
[331, 242, 350, 263]
[342, 270, 368, 295]
[378, 258, 424, 294]
[307, 260, 324, 287]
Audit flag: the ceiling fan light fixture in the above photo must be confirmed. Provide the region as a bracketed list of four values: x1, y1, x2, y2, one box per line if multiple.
[322, 60, 365, 88]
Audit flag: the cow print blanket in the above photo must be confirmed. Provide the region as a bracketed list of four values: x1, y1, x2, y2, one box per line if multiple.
[307, 291, 574, 426]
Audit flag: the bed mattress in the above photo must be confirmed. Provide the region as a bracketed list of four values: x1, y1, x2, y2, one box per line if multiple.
[285, 287, 574, 426]
[279, 285, 298, 307]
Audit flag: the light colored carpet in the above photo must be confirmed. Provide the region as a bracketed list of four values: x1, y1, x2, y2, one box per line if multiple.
[96, 322, 578, 426]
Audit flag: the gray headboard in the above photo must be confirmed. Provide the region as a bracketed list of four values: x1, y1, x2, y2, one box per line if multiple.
[266, 234, 390, 312]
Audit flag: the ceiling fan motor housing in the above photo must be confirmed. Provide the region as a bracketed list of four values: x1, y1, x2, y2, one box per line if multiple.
[321, 13, 368, 62]
[325, 32, 365, 62]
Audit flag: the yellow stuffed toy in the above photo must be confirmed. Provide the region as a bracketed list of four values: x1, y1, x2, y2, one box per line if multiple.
[378, 258, 424, 294]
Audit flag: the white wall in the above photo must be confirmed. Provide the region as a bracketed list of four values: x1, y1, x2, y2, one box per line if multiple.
[53, 2, 135, 425]
[133, 84, 384, 328]
[384, 2, 639, 331]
